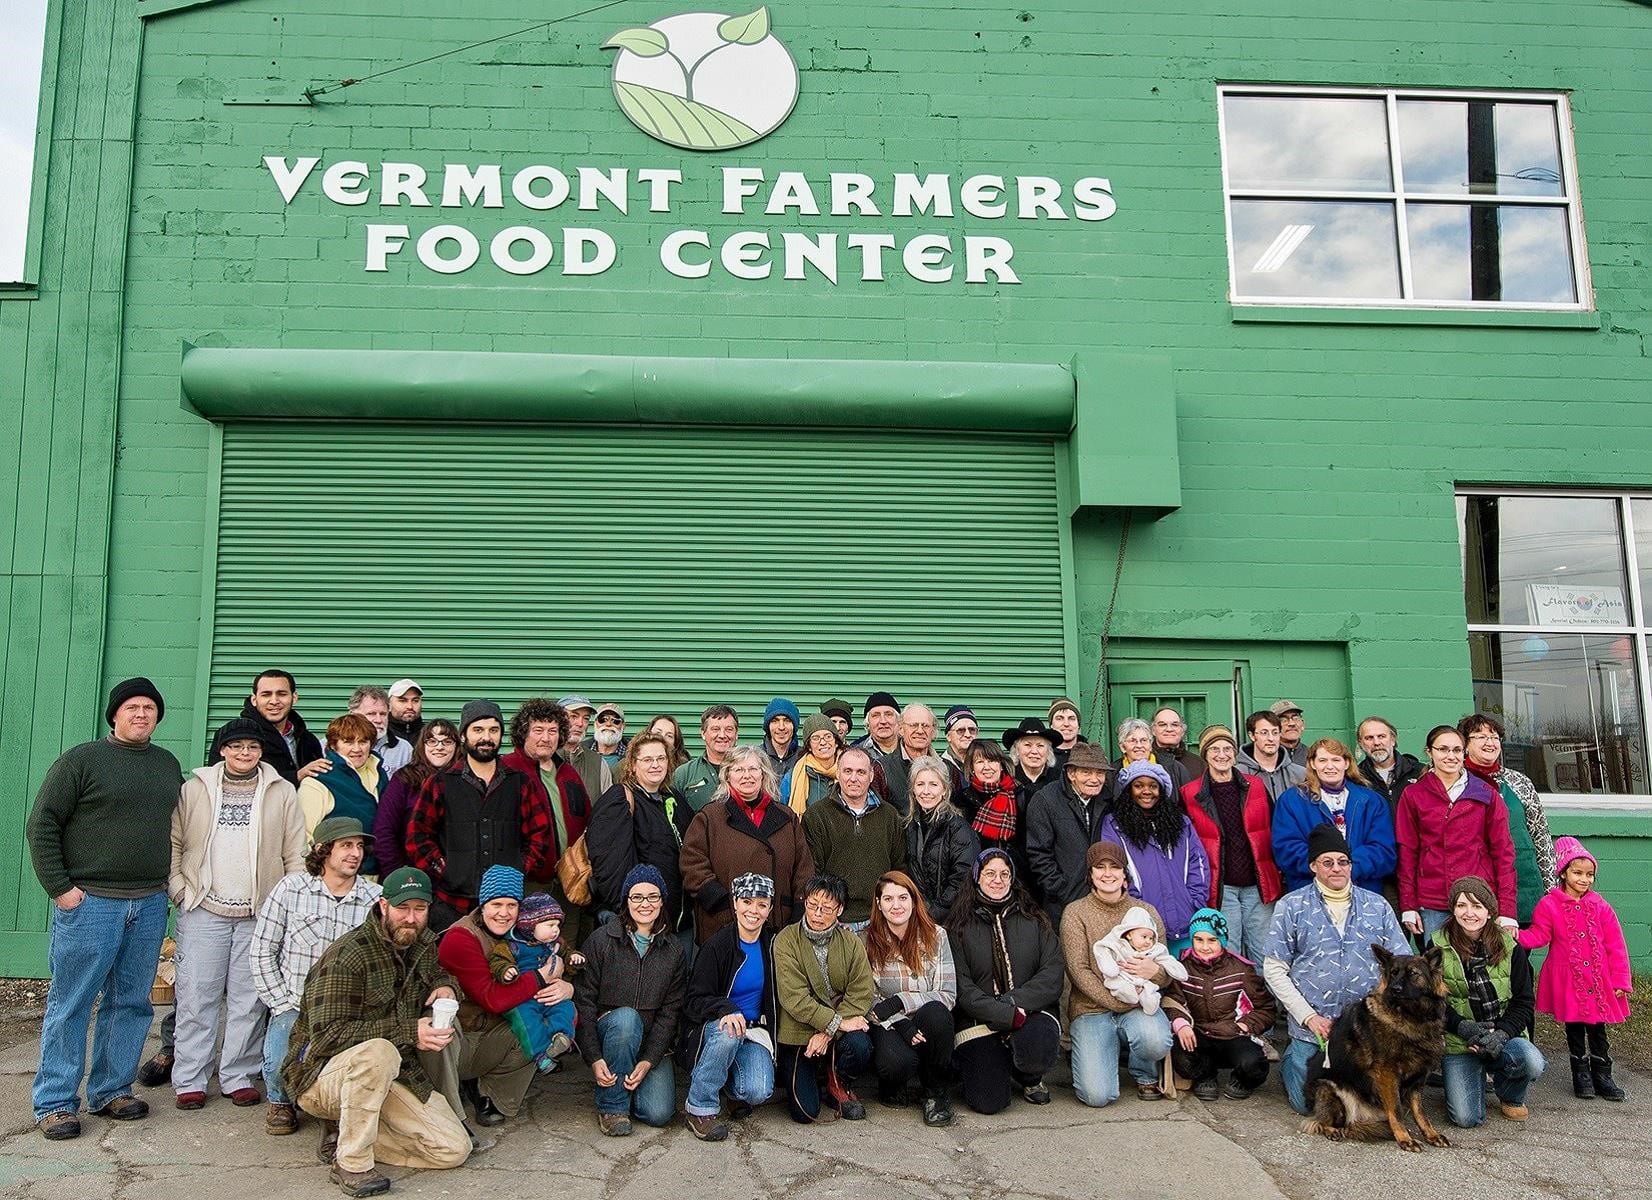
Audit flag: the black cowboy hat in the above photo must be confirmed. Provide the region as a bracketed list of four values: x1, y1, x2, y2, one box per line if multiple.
[1002, 718, 1059, 748]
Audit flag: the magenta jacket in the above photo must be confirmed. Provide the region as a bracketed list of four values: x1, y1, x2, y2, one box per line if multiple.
[1395, 772, 1515, 915]
[1518, 887, 1632, 1025]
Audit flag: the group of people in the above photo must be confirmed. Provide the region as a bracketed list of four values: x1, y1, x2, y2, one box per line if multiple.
[27, 674, 1635, 1198]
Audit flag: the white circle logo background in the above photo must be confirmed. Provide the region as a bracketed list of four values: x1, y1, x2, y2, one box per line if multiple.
[605, 9, 800, 151]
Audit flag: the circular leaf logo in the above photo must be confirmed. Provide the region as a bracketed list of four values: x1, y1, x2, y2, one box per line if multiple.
[604, 7, 799, 151]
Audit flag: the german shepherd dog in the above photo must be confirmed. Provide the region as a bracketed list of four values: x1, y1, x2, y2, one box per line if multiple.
[1302, 944, 1451, 1152]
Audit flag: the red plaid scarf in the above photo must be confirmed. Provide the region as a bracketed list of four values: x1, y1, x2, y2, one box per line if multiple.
[970, 774, 1019, 842]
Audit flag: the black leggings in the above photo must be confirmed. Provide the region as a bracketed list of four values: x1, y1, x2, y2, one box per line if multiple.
[1172, 1034, 1269, 1089]
[952, 1013, 1062, 1115]
[1566, 1022, 1611, 1059]
[871, 1001, 956, 1094]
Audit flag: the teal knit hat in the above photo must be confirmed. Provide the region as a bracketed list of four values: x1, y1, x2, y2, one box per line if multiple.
[1187, 907, 1229, 946]
[478, 864, 524, 905]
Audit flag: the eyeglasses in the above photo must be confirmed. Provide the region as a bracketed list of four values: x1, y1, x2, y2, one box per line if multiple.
[804, 899, 841, 913]
[1431, 745, 1465, 755]
[1316, 857, 1353, 869]
[629, 893, 663, 905]
[1466, 733, 1501, 743]
[425, 736, 455, 747]
[635, 755, 669, 767]
[597, 715, 624, 726]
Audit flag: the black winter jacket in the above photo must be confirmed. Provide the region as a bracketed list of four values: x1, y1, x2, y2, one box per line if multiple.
[1023, 778, 1109, 910]
[586, 784, 694, 928]
[904, 808, 980, 918]
[948, 899, 1064, 1031]
[674, 923, 778, 1070]
[210, 701, 323, 784]
[1359, 752, 1426, 816]
[574, 919, 687, 1070]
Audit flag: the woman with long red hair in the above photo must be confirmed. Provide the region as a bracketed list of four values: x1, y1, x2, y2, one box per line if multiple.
[860, 871, 957, 1126]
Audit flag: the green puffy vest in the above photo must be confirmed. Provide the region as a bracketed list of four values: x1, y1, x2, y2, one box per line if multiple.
[1433, 927, 1515, 1055]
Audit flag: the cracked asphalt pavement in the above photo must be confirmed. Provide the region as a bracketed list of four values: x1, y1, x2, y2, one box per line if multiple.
[3, 1019, 1648, 1200]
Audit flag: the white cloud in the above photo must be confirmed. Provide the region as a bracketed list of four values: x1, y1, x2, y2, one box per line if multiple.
[0, 0, 48, 282]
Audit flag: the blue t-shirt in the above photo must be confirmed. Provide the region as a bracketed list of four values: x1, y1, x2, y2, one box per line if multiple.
[731, 936, 766, 1022]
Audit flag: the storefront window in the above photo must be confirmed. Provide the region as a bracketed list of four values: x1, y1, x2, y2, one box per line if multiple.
[1460, 492, 1652, 800]
[1220, 88, 1588, 309]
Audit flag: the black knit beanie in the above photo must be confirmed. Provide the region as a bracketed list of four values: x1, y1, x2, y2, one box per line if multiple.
[105, 677, 165, 727]
[1306, 822, 1351, 864]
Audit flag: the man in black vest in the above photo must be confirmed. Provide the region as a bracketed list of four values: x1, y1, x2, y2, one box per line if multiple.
[405, 701, 553, 932]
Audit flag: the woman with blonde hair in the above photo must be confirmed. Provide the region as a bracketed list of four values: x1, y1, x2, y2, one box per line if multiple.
[904, 756, 979, 918]
[1270, 737, 1396, 894]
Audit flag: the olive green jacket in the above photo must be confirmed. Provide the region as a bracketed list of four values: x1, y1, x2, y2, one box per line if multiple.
[773, 922, 875, 1046]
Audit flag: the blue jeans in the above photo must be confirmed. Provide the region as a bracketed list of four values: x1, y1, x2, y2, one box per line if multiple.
[1281, 1037, 1318, 1114]
[1069, 1009, 1172, 1108]
[263, 1008, 300, 1103]
[1218, 885, 1275, 962]
[1442, 1039, 1546, 1128]
[684, 1020, 775, 1117]
[1420, 908, 1452, 938]
[33, 892, 170, 1119]
[593, 1008, 676, 1125]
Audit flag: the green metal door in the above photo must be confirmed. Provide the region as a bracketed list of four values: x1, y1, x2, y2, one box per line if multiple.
[1107, 661, 1243, 745]
[206, 423, 1070, 745]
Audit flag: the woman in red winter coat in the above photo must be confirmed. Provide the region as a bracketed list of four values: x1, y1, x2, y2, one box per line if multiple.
[1395, 725, 1516, 941]
[1179, 726, 1282, 962]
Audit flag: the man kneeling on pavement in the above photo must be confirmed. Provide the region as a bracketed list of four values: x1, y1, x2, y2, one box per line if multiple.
[282, 866, 530, 1196]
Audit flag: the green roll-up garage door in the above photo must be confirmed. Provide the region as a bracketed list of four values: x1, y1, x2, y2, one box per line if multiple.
[207, 423, 1069, 740]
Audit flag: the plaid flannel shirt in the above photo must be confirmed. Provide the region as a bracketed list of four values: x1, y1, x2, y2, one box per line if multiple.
[406, 760, 555, 912]
[280, 913, 457, 1103]
[250, 871, 382, 1014]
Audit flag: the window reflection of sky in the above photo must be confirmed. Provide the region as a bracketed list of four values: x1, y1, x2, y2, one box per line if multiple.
[1397, 101, 1563, 197]
[1408, 204, 1575, 302]
[1225, 96, 1391, 191]
[1459, 495, 1626, 625]
[1232, 200, 1399, 298]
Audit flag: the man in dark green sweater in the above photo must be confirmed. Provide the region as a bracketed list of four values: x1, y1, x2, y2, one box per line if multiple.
[801, 747, 907, 926]
[28, 677, 182, 1142]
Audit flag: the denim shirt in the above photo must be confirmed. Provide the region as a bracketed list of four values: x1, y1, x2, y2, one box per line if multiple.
[1263, 883, 1409, 1042]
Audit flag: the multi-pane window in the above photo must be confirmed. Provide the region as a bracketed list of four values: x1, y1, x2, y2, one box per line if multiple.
[1459, 492, 1652, 802]
[1219, 87, 1589, 308]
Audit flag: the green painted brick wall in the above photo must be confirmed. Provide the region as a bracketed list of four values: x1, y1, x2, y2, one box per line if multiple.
[3, 0, 1652, 972]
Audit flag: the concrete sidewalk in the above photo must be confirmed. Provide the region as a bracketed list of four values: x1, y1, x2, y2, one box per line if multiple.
[2, 1021, 1646, 1200]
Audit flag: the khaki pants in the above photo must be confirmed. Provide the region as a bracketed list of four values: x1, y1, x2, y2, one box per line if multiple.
[427, 1020, 538, 1120]
[297, 1039, 470, 1174]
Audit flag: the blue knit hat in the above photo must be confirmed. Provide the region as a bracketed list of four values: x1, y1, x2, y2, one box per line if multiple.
[622, 863, 667, 899]
[477, 864, 524, 905]
[1187, 907, 1229, 946]
[764, 697, 801, 731]
[1116, 760, 1175, 797]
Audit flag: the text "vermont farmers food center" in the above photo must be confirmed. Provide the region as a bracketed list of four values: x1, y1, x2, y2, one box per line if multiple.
[263, 159, 1118, 285]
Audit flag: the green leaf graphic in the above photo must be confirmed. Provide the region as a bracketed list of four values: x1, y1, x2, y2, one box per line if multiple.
[717, 6, 770, 45]
[614, 80, 762, 150]
[602, 27, 669, 57]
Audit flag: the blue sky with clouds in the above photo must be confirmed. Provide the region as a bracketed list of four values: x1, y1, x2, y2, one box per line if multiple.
[2, 0, 48, 282]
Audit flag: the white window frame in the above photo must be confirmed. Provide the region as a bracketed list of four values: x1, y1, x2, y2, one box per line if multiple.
[1459, 485, 1651, 810]
[1218, 85, 1593, 312]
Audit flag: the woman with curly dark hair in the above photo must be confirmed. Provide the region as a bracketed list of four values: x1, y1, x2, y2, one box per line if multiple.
[1097, 761, 1210, 951]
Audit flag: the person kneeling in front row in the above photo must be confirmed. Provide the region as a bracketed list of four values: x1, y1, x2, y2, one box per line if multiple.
[774, 873, 875, 1122]
[282, 868, 470, 1198]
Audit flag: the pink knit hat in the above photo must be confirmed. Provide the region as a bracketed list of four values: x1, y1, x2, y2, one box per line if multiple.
[1552, 835, 1596, 876]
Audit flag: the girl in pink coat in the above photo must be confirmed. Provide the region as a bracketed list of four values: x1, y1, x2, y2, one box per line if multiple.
[1517, 837, 1632, 1101]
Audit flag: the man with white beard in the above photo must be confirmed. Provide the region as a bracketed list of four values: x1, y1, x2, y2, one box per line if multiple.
[589, 703, 628, 770]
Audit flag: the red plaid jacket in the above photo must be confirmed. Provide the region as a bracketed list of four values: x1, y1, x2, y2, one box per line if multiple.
[406, 759, 554, 913]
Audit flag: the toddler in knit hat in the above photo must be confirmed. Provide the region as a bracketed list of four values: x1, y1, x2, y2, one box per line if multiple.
[488, 891, 581, 1073]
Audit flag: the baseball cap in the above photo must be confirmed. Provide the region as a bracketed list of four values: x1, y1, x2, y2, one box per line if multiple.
[558, 695, 596, 713]
[380, 867, 433, 906]
[313, 816, 375, 847]
[595, 702, 626, 721]
[388, 678, 422, 698]
[1269, 699, 1304, 717]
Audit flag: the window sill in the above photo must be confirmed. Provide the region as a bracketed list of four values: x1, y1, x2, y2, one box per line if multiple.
[0, 283, 40, 300]
[1230, 304, 1601, 330]
[1539, 798, 1652, 833]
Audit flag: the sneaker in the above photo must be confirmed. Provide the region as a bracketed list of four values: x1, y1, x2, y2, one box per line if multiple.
[317, 1120, 340, 1165]
[91, 1095, 149, 1121]
[1498, 1102, 1529, 1121]
[175, 1091, 207, 1110]
[1223, 1080, 1254, 1100]
[136, 1052, 173, 1088]
[685, 1112, 729, 1141]
[1021, 1082, 1052, 1105]
[597, 1112, 632, 1137]
[38, 1111, 80, 1141]
[1192, 1079, 1220, 1102]
[546, 1032, 572, 1059]
[224, 1087, 261, 1107]
[1135, 1082, 1163, 1101]
[328, 1165, 391, 1197]
[265, 1102, 299, 1135]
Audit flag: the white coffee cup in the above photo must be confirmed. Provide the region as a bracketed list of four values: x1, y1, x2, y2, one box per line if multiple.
[431, 997, 459, 1030]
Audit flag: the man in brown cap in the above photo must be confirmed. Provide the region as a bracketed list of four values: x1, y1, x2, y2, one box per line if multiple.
[1269, 700, 1307, 766]
[1024, 742, 1112, 926]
